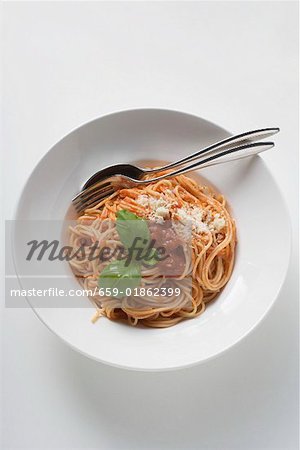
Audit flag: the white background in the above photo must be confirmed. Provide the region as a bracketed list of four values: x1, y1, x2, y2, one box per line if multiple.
[1, 2, 299, 449]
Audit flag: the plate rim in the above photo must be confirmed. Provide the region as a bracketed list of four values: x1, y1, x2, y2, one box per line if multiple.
[12, 107, 292, 371]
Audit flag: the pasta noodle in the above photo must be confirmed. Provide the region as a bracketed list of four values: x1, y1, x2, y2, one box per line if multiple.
[68, 174, 236, 328]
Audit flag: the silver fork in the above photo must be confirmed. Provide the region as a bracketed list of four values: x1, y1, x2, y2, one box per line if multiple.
[72, 127, 279, 213]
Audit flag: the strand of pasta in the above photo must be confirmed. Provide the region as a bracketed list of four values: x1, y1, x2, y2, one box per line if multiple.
[69, 175, 236, 327]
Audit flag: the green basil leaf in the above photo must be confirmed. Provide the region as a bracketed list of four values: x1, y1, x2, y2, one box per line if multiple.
[116, 209, 150, 250]
[116, 210, 139, 221]
[99, 259, 141, 298]
[142, 248, 159, 267]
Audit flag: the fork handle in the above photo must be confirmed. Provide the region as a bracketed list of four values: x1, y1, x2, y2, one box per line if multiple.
[145, 141, 274, 182]
[145, 127, 279, 175]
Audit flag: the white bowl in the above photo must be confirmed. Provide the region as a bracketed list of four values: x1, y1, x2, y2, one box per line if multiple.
[13, 108, 291, 371]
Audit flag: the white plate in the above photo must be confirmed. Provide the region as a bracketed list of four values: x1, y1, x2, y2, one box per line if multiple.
[13, 108, 291, 371]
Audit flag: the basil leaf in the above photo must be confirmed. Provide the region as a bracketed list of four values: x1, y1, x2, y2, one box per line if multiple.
[99, 259, 141, 298]
[116, 209, 150, 250]
[116, 210, 139, 221]
[142, 248, 159, 267]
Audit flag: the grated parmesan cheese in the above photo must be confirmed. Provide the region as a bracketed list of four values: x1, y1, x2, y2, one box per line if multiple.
[155, 206, 170, 218]
[176, 206, 209, 233]
[136, 193, 226, 233]
[136, 195, 149, 207]
[208, 213, 226, 232]
[136, 193, 174, 223]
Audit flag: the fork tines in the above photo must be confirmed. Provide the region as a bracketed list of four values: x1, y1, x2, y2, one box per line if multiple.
[72, 179, 115, 213]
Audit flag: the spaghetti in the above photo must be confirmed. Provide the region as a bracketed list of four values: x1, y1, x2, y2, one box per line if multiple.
[69, 174, 236, 328]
